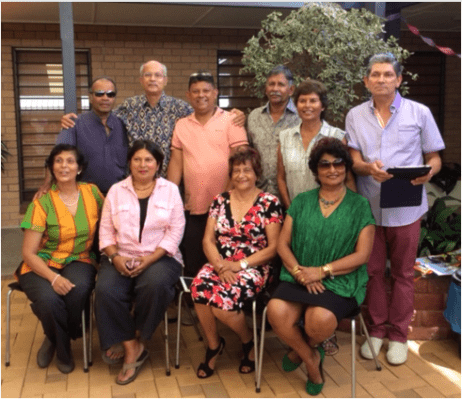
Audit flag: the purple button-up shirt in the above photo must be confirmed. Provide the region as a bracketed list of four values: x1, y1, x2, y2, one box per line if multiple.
[346, 92, 445, 227]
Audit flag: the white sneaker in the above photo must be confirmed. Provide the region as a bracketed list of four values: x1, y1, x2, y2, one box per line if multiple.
[387, 341, 408, 365]
[360, 337, 383, 359]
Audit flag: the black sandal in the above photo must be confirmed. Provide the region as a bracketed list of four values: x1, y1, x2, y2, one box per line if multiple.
[239, 339, 255, 374]
[197, 337, 226, 379]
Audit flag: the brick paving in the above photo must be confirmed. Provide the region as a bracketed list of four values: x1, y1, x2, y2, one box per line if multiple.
[2, 278, 461, 398]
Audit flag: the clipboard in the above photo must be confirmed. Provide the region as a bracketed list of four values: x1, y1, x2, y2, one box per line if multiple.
[380, 165, 431, 208]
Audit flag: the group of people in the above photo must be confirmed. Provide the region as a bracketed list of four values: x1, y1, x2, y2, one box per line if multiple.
[17, 52, 445, 394]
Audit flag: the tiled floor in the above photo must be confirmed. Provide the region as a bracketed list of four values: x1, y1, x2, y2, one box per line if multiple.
[2, 278, 461, 398]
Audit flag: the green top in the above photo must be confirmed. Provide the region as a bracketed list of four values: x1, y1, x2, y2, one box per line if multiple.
[280, 188, 375, 305]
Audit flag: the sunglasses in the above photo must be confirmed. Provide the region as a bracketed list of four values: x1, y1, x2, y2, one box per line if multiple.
[91, 90, 117, 98]
[318, 158, 346, 170]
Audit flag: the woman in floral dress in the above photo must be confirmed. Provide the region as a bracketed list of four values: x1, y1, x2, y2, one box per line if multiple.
[191, 146, 284, 378]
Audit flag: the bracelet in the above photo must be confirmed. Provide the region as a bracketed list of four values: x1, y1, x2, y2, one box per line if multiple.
[322, 263, 335, 280]
[240, 258, 249, 270]
[292, 264, 301, 276]
[51, 274, 60, 287]
[319, 267, 323, 280]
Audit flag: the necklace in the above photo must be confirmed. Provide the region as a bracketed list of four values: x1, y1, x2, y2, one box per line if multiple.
[59, 192, 80, 207]
[133, 181, 155, 192]
[319, 188, 345, 209]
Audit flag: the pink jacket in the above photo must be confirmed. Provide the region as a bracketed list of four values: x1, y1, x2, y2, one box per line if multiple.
[99, 176, 185, 264]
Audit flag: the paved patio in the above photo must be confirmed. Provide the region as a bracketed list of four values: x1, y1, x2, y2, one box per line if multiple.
[2, 277, 461, 398]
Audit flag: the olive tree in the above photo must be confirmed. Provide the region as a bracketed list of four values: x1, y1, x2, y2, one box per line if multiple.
[241, 3, 416, 123]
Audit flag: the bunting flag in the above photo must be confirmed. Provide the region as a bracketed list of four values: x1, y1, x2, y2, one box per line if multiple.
[386, 13, 461, 58]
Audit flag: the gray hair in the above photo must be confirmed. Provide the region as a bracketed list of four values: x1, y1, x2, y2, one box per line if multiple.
[366, 53, 403, 77]
[267, 65, 294, 86]
[140, 61, 168, 77]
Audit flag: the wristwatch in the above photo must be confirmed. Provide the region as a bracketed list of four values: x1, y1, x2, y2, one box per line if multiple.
[240, 259, 249, 270]
[108, 252, 120, 264]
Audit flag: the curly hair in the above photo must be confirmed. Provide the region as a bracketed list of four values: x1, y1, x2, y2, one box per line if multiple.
[293, 79, 328, 120]
[228, 146, 262, 180]
[308, 137, 352, 184]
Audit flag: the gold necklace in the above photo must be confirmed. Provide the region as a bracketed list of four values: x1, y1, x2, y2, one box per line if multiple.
[59, 192, 80, 206]
[319, 188, 345, 209]
[133, 181, 155, 191]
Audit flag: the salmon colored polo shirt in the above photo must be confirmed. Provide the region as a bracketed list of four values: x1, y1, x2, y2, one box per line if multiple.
[171, 108, 248, 215]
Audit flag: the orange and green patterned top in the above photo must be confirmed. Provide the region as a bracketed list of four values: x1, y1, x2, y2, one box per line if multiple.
[17, 182, 104, 277]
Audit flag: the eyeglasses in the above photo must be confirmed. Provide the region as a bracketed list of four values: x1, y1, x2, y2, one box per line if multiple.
[318, 158, 346, 170]
[142, 72, 164, 80]
[91, 90, 117, 98]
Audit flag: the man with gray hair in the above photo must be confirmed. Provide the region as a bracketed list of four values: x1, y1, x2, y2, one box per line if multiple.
[346, 53, 445, 365]
[247, 65, 300, 198]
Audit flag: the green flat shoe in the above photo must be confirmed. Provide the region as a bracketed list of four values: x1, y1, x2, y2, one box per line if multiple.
[282, 353, 302, 372]
[305, 347, 325, 396]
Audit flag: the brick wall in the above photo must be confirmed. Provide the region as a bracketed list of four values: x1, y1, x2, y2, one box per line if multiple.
[400, 31, 461, 164]
[1, 23, 257, 227]
[1, 24, 460, 226]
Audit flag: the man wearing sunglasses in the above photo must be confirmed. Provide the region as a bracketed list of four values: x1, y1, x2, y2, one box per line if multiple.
[35, 77, 128, 197]
[346, 53, 445, 365]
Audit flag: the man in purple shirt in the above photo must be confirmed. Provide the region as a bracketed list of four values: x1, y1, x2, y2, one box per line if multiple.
[346, 53, 445, 365]
[36, 76, 128, 196]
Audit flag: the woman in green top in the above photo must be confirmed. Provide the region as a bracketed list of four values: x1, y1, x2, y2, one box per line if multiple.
[267, 138, 375, 395]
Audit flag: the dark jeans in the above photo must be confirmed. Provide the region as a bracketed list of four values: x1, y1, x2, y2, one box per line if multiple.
[18, 261, 96, 363]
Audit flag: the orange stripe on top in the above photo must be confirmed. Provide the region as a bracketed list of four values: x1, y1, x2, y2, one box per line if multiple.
[49, 190, 77, 260]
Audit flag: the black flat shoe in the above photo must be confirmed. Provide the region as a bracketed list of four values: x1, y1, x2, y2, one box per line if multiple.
[37, 337, 55, 368]
[239, 339, 255, 374]
[197, 337, 226, 379]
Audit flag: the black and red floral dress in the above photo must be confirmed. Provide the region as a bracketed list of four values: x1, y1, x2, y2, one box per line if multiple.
[191, 191, 283, 311]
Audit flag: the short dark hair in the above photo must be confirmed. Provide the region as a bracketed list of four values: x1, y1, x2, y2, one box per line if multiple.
[46, 144, 87, 184]
[228, 145, 262, 180]
[267, 65, 294, 86]
[89, 76, 117, 93]
[188, 70, 215, 89]
[127, 140, 164, 178]
[366, 53, 403, 77]
[293, 79, 328, 120]
[308, 137, 352, 184]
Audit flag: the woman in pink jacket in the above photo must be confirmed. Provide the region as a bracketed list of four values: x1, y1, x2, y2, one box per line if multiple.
[95, 140, 185, 385]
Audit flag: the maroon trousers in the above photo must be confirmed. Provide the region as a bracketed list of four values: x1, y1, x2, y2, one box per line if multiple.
[364, 219, 421, 342]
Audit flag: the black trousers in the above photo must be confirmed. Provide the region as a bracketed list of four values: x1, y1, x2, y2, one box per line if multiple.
[18, 261, 96, 363]
[180, 211, 208, 277]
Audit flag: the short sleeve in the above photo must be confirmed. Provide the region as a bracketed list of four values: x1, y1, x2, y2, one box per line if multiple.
[171, 123, 183, 150]
[345, 110, 360, 151]
[227, 115, 249, 148]
[21, 200, 47, 232]
[355, 195, 376, 231]
[261, 193, 284, 225]
[90, 184, 105, 211]
[420, 106, 445, 154]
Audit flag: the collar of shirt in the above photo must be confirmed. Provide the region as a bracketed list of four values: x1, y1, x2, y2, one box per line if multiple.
[88, 109, 118, 129]
[368, 91, 402, 114]
[187, 107, 224, 124]
[261, 98, 297, 115]
[140, 92, 167, 110]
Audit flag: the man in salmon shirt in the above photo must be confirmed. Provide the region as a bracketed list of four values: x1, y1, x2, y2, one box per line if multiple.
[167, 71, 248, 277]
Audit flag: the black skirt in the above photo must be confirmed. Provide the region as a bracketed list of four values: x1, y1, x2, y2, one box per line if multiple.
[272, 281, 358, 323]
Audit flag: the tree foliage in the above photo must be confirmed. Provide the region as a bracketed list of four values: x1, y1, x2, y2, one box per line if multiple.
[241, 3, 417, 123]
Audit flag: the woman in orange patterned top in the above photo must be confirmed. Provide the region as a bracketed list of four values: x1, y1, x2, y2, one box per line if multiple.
[17, 144, 104, 374]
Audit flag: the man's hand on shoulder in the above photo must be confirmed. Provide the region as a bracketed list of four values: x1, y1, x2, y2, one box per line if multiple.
[32, 182, 51, 201]
[61, 113, 78, 129]
[369, 160, 393, 183]
[230, 109, 246, 127]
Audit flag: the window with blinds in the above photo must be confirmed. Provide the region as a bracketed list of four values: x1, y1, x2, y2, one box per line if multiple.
[217, 50, 260, 112]
[13, 49, 91, 206]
